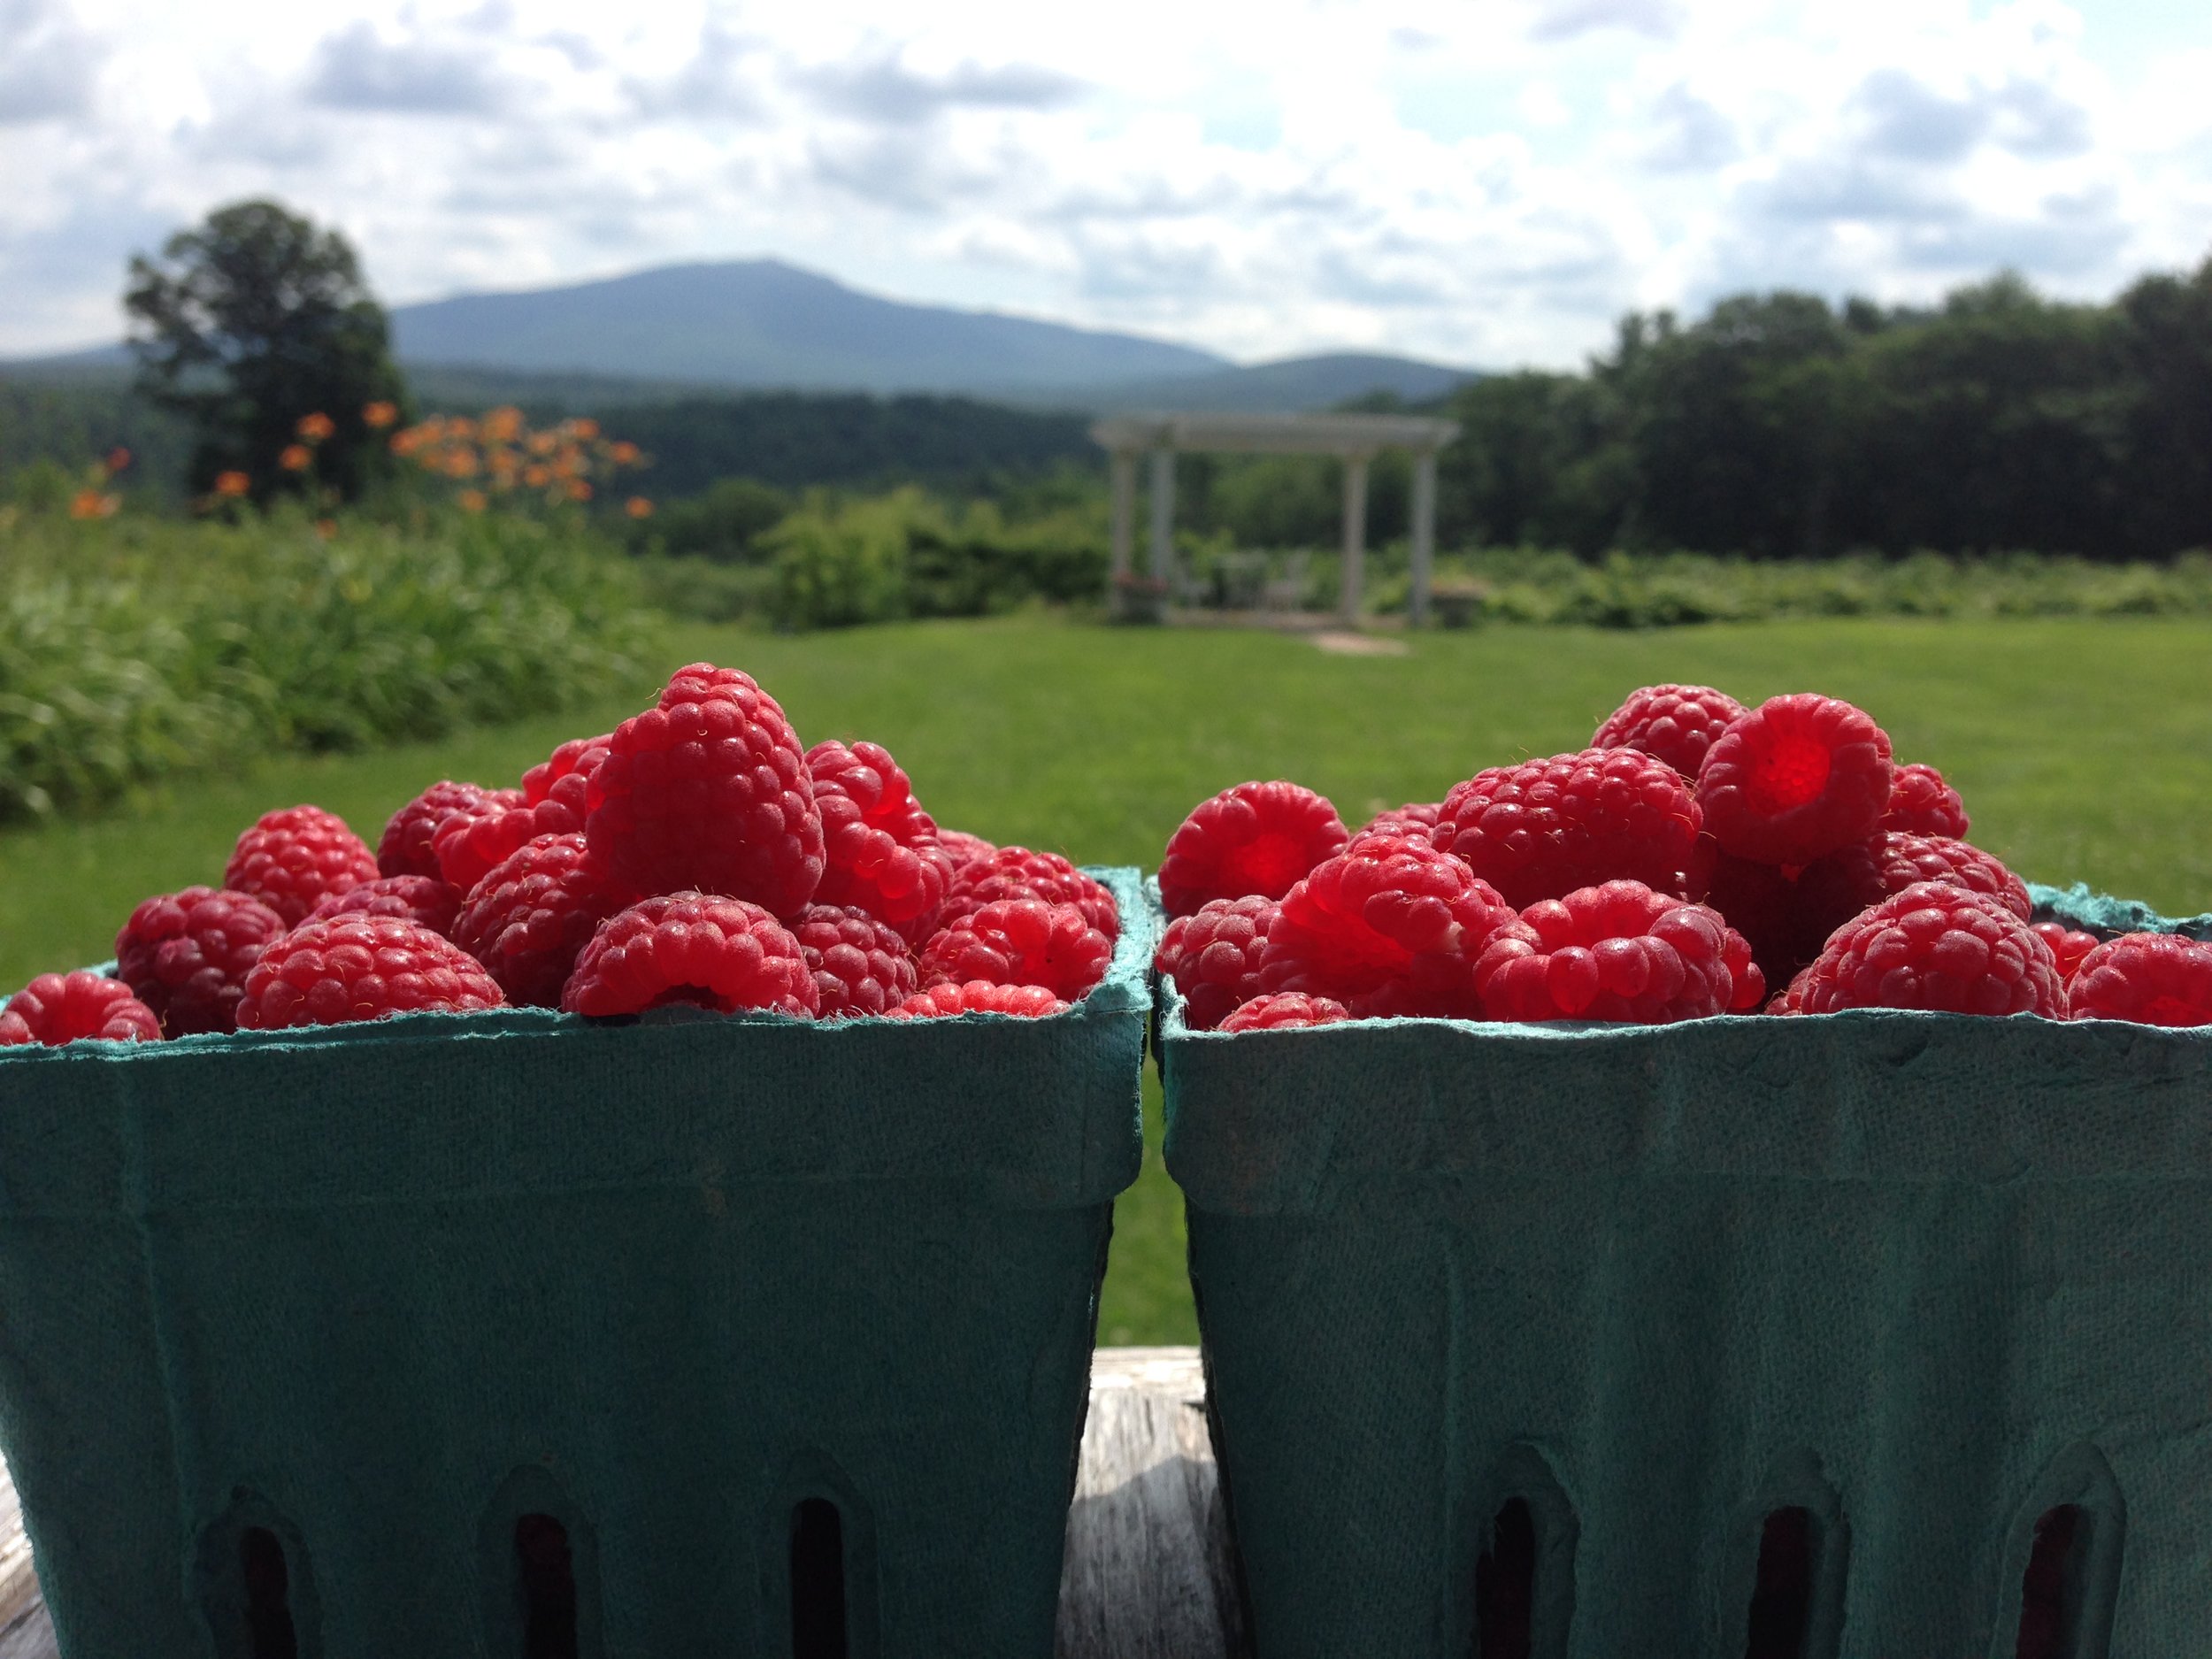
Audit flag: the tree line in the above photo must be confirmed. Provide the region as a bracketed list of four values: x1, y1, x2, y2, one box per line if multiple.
[1438, 262, 2212, 562]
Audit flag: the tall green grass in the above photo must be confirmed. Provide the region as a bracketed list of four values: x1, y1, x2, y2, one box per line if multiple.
[0, 506, 652, 821]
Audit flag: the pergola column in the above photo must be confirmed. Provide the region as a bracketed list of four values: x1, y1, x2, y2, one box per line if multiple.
[1409, 449, 1439, 626]
[1108, 449, 1137, 587]
[1337, 452, 1371, 625]
[1148, 447, 1177, 584]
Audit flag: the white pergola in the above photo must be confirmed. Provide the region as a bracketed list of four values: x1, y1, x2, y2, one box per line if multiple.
[1091, 411, 1460, 625]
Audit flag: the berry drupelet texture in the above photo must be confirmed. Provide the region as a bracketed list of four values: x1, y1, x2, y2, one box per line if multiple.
[1156, 780, 1348, 919]
[114, 886, 287, 1036]
[1219, 992, 1351, 1033]
[561, 893, 818, 1018]
[2068, 933, 2212, 1026]
[787, 903, 921, 1018]
[806, 740, 955, 943]
[226, 804, 380, 926]
[237, 917, 506, 1029]
[888, 980, 1068, 1018]
[1592, 683, 1747, 779]
[1472, 880, 1762, 1025]
[1154, 895, 1278, 1030]
[451, 834, 635, 1008]
[1793, 883, 2064, 1017]
[1696, 694, 1894, 867]
[1437, 748, 1707, 909]
[918, 899, 1113, 1002]
[0, 972, 161, 1045]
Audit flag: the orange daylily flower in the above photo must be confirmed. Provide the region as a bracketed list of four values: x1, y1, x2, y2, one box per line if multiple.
[565, 478, 593, 502]
[566, 418, 600, 441]
[280, 444, 313, 472]
[482, 406, 524, 443]
[213, 471, 251, 497]
[104, 447, 132, 473]
[443, 449, 480, 479]
[523, 465, 550, 488]
[457, 489, 488, 513]
[296, 412, 336, 442]
[363, 401, 398, 429]
[625, 495, 654, 518]
[526, 432, 557, 456]
[314, 518, 338, 539]
[608, 441, 641, 465]
[70, 488, 119, 519]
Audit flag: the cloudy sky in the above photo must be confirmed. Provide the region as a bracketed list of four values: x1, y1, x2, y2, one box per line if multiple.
[4, 0, 2210, 367]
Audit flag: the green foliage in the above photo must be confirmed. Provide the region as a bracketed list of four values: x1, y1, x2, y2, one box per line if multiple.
[753, 488, 1108, 630]
[0, 504, 649, 822]
[125, 199, 406, 502]
[0, 373, 194, 502]
[629, 477, 791, 563]
[1432, 257, 2212, 561]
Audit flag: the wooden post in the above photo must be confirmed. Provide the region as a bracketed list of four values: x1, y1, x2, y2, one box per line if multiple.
[1409, 448, 1438, 626]
[1338, 452, 1370, 625]
[1148, 447, 1177, 588]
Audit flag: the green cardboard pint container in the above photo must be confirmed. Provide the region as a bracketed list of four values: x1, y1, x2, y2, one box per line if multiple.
[1161, 880, 2212, 1659]
[0, 867, 1152, 1659]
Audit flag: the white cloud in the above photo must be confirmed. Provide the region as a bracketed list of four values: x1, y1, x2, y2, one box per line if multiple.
[0, 0, 2208, 366]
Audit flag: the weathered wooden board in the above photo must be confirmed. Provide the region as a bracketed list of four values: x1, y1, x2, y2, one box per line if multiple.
[0, 1347, 1241, 1659]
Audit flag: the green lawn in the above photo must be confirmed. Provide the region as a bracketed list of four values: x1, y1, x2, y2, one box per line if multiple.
[5, 612, 2210, 1343]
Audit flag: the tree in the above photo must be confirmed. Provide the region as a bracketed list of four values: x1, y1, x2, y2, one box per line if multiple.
[126, 199, 405, 503]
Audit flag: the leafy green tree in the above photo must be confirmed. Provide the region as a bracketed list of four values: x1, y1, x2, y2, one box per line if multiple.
[125, 199, 404, 503]
[2116, 256, 2212, 557]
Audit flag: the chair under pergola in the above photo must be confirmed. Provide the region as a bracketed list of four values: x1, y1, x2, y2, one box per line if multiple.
[1091, 412, 1460, 626]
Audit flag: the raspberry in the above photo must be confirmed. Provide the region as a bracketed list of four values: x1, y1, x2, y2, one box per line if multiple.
[918, 899, 1113, 1002]
[377, 781, 521, 879]
[561, 893, 818, 1018]
[114, 886, 287, 1036]
[0, 972, 160, 1045]
[1473, 881, 1763, 1024]
[806, 741, 955, 942]
[1795, 833, 2031, 952]
[1793, 883, 2065, 1018]
[1593, 683, 1747, 779]
[1258, 833, 1521, 1019]
[2031, 923, 2101, 983]
[1437, 748, 1705, 908]
[1219, 993, 1350, 1033]
[1768, 965, 1815, 1015]
[306, 874, 460, 939]
[788, 904, 920, 1018]
[1157, 781, 1348, 919]
[585, 664, 824, 915]
[1154, 895, 1277, 1030]
[438, 742, 611, 895]
[522, 735, 612, 806]
[1697, 695, 1894, 866]
[2068, 933, 2212, 1026]
[226, 804, 380, 926]
[939, 847, 1119, 940]
[888, 980, 1068, 1019]
[936, 829, 997, 869]
[1702, 852, 1831, 990]
[1881, 763, 1970, 839]
[452, 834, 635, 1008]
[237, 917, 506, 1029]
[1354, 803, 1442, 845]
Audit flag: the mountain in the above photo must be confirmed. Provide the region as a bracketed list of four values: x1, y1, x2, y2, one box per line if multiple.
[1079, 352, 1475, 413]
[387, 260, 1227, 395]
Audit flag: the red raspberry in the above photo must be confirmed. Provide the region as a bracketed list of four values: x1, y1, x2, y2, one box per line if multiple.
[918, 899, 1113, 1002]
[1794, 883, 2064, 1017]
[1154, 895, 1277, 1030]
[1796, 833, 2031, 949]
[114, 886, 287, 1036]
[237, 917, 506, 1029]
[936, 829, 997, 869]
[1593, 683, 1747, 779]
[2031, 923, 2101, 983]
[2068, 933, 2212, 1026]
[1768, 965, 1815, 1015]
[226, 804, 380, 926]
[451, 834, 634, 1008]
[1881, 763, 1970, 839]
[1473, 881, 1763, 1025]
[305, 874, 460, 939]
[1157, 781, 1349, 919]
[0, 972, 160, 1045]
[939, 847, 1119, 940]
[1437, 748, 1705, 909]
[806, 741, 955, 942]
[887, 980, 1068, 1019]
[522, 735, 612, 806]
[561, 893, 818, 1018]
[1697, 695, 1894, 866]
[1354, 803, 1443, 845]
[1219, 993, 1350, 1033]
[787, 904, 920, 1018]
[1258, 833, 1521, 1019]
[585, 664, 824, 915]
[1702, 852, 1831, 990]
[377, 781, 520, 879]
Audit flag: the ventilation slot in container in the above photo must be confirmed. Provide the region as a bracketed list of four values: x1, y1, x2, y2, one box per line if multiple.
[2015, 1505, 2092, 1659]
[514, 1514, 580, 1659]
[1743, 1507, 1814, 1659]
[238, 1527, 299, 1659]
[790, 1497, 849, 1659]
[1473, 1496, 1537, 1659]
[2005, 1445, 2124, 1659]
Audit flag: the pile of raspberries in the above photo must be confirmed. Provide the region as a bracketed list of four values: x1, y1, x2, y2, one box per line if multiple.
[2, 663, 1119, 1045]
[1155, 683, 2212, 1033]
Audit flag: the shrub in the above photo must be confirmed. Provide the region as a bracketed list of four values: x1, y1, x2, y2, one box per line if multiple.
[0, 504, 651, 821]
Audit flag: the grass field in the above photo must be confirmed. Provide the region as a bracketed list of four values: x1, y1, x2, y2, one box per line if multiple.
[6, 612, 2210, 1342]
